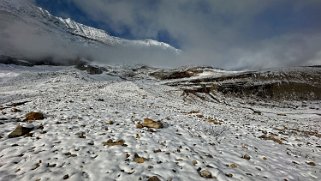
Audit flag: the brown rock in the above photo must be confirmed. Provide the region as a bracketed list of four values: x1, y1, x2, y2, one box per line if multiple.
[106, 120, 114, 125]
[133, 153, 145, 163]
[306, 161, 316, 166]
[259, 134, 283, 144]
[207, 118, 222, 125]
[31, 162, 40, 170]
[242, 154, 251, 160]
[25, 112, 44, 122]
[136, 123, 144, 129]
[199, 169, 213, 178]
[11, 108, 21, 112]
[196, 114, 204, 118]
[76, 132, 86, 138]
[64, 152, 77, 157]
[228, 163, 238, 168]
[46, 163, 56, 167]
[142, 118, 163, 129]
[153, 149, 162, 153]
[102, 139, 125, 146]
[148, 176, 160, 181]
[8, 124, 33, 138]
[63, 174, 69, 180]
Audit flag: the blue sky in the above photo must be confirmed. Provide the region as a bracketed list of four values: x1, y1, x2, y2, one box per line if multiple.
[33, 0, 321, 68]
[35, 0, 321, 41]
[35, 0, 180, 48]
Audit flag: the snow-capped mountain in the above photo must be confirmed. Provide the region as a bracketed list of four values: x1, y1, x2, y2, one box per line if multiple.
[38, 7, 178, 50]
[0, 0, 179, 51]
[0, 0, 179, 65]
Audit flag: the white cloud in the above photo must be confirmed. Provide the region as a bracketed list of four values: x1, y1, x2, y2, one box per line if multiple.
[2, 0, 321, 69]
[66, 0, 321, 69]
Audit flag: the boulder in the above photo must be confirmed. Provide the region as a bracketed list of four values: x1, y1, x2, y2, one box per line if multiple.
[8, 124, 34, 138]
[25, 112, 44, 122]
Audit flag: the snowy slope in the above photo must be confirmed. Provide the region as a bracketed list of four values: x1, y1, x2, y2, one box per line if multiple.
[0, 0, 179, 51]
[0, 0, 180, 67]
[0, 64, 320, 181]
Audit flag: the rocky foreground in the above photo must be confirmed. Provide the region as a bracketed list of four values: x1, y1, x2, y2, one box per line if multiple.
[0, 64, 320, 181]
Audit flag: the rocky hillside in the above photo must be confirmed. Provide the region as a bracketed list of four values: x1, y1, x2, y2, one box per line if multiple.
[151, 66, 321, 101]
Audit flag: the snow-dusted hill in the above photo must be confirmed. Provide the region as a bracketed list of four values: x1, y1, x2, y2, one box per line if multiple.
[0, 1, 320, 180]
[0, 0, 179, 66]
[0, 64, 320, 181]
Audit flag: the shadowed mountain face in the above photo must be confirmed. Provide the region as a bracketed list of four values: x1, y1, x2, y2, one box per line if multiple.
[0, 55, 89, 66]
[150, 66, 321, 101]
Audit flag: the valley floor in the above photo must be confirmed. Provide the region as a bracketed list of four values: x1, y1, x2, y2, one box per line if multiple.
[0, 65, 320, 181]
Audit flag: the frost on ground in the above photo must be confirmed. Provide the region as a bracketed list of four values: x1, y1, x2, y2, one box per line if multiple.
[0, 64, 320, 181]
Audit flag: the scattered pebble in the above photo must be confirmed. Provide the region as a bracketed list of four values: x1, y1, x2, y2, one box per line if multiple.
[228, 163, 238, 168]
[103, 139, 126, 146]
[11, 108, 21, 112]
[242, 154, 251, 160]
[192, 160, 198, 166]
[63, 174, 69, 180]
[306, 161, 316, 166]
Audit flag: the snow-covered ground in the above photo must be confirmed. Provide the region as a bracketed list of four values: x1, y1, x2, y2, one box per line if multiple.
[0, 64, 320, 181]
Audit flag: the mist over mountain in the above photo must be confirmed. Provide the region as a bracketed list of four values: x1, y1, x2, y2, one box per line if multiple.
[0, 0, 179, 67]
[35, 0, 321, 69]
[1, 0, 321, 69]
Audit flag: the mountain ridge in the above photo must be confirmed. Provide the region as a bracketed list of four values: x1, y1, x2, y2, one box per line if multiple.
[0, 0, 180, 66]
[0, 0, 179, 51]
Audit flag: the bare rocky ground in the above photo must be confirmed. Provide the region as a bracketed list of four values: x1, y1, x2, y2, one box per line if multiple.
[0, 64, 320, 181]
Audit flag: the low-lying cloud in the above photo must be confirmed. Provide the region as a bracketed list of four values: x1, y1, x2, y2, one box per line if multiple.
[65, 0, 321, 69]
[0, 9, 178, 67]
[1, 0, 321, 70]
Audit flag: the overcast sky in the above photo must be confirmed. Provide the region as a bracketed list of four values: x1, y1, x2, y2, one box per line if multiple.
[27, 0, 321, 69]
